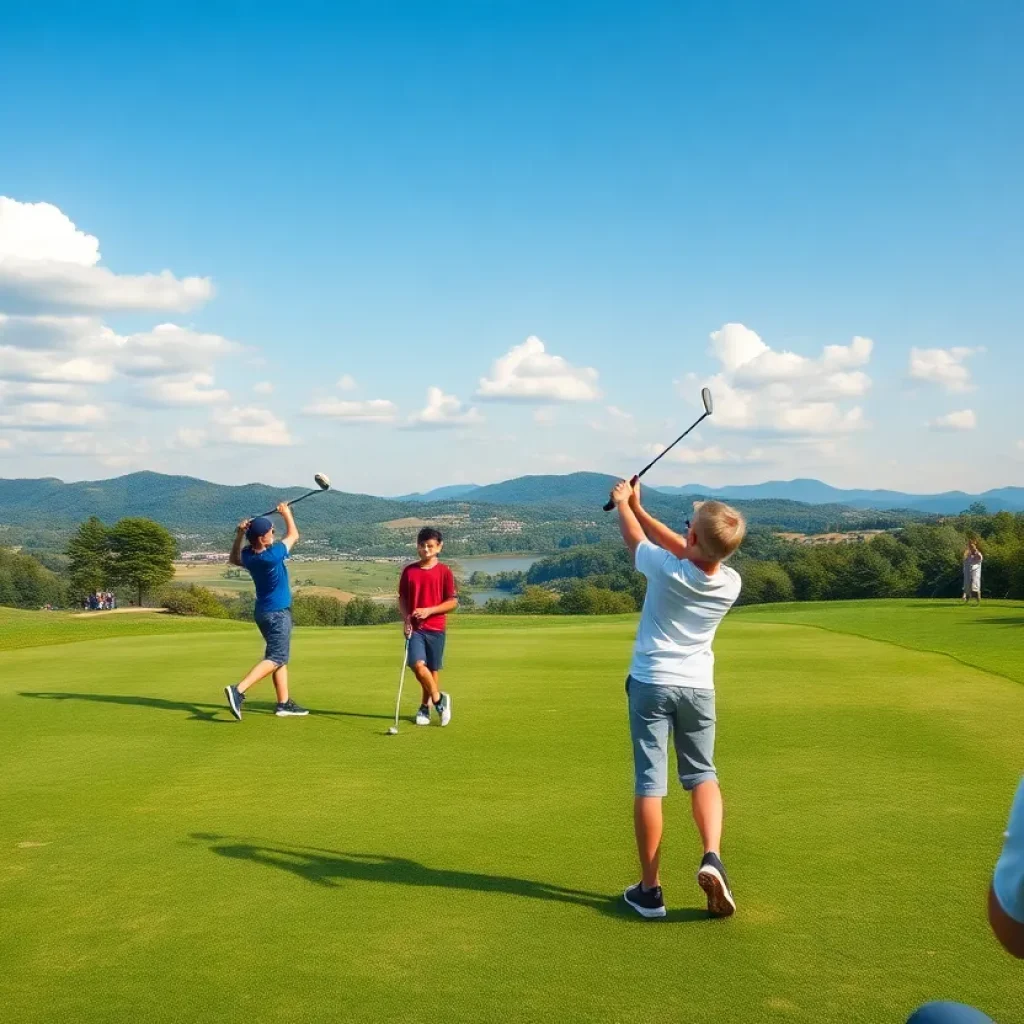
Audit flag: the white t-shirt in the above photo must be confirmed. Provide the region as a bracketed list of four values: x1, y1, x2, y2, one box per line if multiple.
[628, 539, 742, 689]
[994, 776, 1024, 924]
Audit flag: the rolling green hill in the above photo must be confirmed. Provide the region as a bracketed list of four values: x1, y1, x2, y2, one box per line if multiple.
[0, 471, 923, 557]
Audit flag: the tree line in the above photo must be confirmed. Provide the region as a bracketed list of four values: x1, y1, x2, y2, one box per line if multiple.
[470, 509, 1024, 614]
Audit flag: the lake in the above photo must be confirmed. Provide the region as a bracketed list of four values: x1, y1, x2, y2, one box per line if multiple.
[453, 554, 541, 607]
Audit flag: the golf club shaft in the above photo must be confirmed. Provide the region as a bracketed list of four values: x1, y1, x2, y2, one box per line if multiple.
[393, 639, 410, 729]
[258, 488, 320, 518]
[602, 411, 710, 512]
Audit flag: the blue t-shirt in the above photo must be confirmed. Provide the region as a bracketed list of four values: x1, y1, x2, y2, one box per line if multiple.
[241, 541, 291, 615]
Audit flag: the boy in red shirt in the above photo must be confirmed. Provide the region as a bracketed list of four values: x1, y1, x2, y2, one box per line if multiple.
[398, 527, 459, 727]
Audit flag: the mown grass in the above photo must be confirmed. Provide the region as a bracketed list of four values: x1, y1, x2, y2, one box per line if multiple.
[1, 602, 1021, 1023]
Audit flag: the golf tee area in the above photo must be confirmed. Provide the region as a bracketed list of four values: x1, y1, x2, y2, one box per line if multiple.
[1, 601, 1021, 1023]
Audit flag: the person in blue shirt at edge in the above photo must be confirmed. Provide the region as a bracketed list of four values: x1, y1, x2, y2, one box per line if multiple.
[223, 502, 308, 720]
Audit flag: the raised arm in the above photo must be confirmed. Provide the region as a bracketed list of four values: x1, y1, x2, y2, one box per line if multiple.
[277, 503, 300, 553]
[628, 482, 688, 559]
[229, 520, 249, 567]
[611, 480, 645, 557]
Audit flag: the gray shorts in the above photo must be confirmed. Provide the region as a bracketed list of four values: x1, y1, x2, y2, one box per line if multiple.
[626, 675, 717, 796]
[255, 609, 292, 667]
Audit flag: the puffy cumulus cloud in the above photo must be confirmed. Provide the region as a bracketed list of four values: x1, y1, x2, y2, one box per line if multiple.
[0, 381, 89, 404]
[928, 409, 977, 431]
[0, 401, 106, 430]
[698, 324, 872, 436]
[337, 374, 357, 392]
[143, 373, 231, 406]
[643, 442, 765, 466]
[114, 323, 239, 377]
[477, 336, 601, 402]
[0, 197, 212, 314]
[909, 346, 982, 393]
[404, 387, 483, 430]
[303, 397, 398, 423]
[0, 316, 237, 384]
[211, 406, 294, 446]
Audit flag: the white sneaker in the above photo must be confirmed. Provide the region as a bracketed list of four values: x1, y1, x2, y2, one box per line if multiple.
[437, 692, 452, 727]
[415, 705, 431, 726]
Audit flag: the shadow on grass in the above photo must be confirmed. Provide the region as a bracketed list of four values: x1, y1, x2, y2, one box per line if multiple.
[191, 833, 709, 922]
[18, 692, 392, 723]
[970, 616, 1024, 626]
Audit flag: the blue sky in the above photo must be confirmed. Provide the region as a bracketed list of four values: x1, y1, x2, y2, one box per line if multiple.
[1, 0, 1021, 495]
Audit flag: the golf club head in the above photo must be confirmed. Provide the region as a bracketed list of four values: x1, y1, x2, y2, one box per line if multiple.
[702, 387, 713, 416]
[314, 472, 331, 491]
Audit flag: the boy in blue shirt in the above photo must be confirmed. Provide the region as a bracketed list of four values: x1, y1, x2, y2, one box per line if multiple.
[223, 502, 308, 720]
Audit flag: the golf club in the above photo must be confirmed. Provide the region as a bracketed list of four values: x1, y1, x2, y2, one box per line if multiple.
[258, 472, 331, 518]
[386, 638, 410, 735]
[602, 388, 713, 511]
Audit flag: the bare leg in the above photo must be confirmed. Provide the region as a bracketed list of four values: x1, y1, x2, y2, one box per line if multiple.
[634, 796, 663, 888]
[237, 659, 277, 694]
[432, 670, 442, 700]
[271, 664, 289, 703]
[691, 780, 723, 855]
[412, 662, 439, 703]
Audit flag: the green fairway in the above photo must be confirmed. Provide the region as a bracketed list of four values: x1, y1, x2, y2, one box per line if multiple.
[1, 603, 1022, 1023]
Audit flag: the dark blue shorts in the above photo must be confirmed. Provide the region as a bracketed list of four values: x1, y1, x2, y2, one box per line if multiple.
[408, 630, 446, 671]
[255, 608, 292, 666]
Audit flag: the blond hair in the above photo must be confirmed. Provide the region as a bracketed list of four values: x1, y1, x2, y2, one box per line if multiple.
[692, 500, 746, 562]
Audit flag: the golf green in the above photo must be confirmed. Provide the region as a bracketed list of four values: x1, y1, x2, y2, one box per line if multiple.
[1, 602, 1021, 1023]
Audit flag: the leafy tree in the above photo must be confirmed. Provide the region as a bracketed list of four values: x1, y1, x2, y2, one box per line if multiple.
[66, 516, 112, 596]
[107, 518, 176, 606]
[736, 561, 795, 605]
[0, 547, 66, 608]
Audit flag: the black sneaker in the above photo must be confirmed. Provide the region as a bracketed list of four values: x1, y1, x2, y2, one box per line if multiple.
[623, 882, 666, 919]
[697, 852, 736, 917]
[224, 685, 244, 721]
[275, 700, 309, 717]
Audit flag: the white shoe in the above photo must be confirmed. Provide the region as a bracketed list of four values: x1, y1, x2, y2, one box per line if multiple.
[437, 692, 452, 727]
[415, 705, 431, 726]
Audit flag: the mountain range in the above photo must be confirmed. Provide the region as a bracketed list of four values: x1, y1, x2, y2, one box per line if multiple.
[399, 475, 1024, 514]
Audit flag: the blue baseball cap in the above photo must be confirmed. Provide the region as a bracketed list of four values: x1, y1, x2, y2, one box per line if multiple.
[246, 516, 274, 542]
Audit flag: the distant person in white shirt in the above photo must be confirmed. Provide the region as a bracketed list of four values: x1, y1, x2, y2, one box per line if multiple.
[962, 541, 983, 604]
[609, 480, 745, 919]
[907, 777, 1024, 1022]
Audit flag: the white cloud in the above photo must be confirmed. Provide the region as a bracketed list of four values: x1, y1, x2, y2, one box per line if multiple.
[171, 427, 208, 450]
[644, 442, 765, 465]
[211, 406, 294, 446]
[0, 316, 236, 384]
[144, 373, 231, 406]
[15, 430, 152, 467]
[337, 374, 357, 391]
[909, 346, 981, 393]
[303, 398, 398, 423]
[0, 198, 212, 314]
[1017, 439, 1024, 452]
[697, 324, 872, 437]
[114, 323, 238, 377]
[253, 381, 274, 395]
[590, 405, 637, 435]
[477, 336, 601, 402]
[405, 387, 483, 430]
[0, 401, 106, 430]
[0, 381, 88, 403]
[929, 409, 977, 431]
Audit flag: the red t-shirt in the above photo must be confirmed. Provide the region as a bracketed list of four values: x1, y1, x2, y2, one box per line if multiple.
[398, 562, 458, 632]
